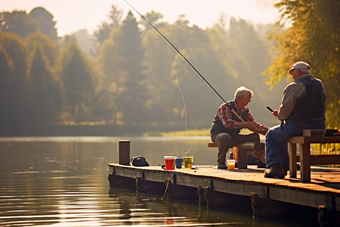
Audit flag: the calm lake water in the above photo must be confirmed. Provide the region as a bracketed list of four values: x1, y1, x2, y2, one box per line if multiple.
[0, 136, 317, 226]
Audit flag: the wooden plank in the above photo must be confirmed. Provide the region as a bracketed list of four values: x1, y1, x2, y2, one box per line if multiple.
[208, 142, 218, 147]
[287, 135, 340, 182]
[304, 136, 340, 143]
[143, 170, 172, 183]
[108, 164, 340, 194]
[289, 155, 340, 165]
[289, 143, 297, 178]
[212, 179, 267, 198]
[310, 155, 340, 165]
[287, 136, 340, 144]
[286, 137, 306, 144]
[301, 143, 311, 182]
[174, 173, 212, 188]
[114, 165, 143, 179]
[269, 187, 333, 209]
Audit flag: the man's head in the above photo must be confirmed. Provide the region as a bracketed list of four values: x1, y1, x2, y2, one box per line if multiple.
[234, 86, 253, 108]
[289, 61, 311, 80]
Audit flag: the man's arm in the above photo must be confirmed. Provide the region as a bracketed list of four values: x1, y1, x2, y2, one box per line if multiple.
[278, 82, 305, 120]
[246, 111, 269, 135]
[217, 105, 256, 130]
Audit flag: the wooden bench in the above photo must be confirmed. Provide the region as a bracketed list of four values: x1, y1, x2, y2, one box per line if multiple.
[208, 142, 264, 169]
[287, 132, 340, 182]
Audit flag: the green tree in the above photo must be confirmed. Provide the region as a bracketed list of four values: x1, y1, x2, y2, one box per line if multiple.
[117, 11, 148, 123]
[0, 44, 14, 126]
[29, 7, 58, 41]
[94, 4, 123, 44]
[228, 18, 279, 125]
[0, 33, 29, 126]
[61, 40, 94, 122]
[94, 27, 123, 123]
[25, 32, 59, 67]
[166, 24, 236, 125]
[139, 11, 167, 32]
[0, 10, 39, 38]
[264, 0, 340, 127]
[26, 45, 62, 125]
[142, 26, 176, 123]
[143, 21, 236, 126]
[72, 29, 94, 55]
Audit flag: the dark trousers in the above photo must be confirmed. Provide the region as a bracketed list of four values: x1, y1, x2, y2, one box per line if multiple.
[211, 133, 260, 165]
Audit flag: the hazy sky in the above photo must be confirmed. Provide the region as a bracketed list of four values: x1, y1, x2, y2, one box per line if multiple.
[1, 0, 281, 36]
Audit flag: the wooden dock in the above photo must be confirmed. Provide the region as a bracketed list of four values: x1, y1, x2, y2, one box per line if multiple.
[108, 140, 340, 226]
[108, 163, 340, 226]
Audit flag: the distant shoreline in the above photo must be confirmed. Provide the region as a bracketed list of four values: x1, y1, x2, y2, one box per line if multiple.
[0, 124, 211, 137]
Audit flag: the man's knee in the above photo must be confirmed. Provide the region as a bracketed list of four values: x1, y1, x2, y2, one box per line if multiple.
[266, 127, 276, 140]
[215, 133, 232, 146]
[248, 133, 260, 142]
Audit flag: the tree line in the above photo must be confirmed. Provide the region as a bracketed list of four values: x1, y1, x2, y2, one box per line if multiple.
[265, 0, 340, 129]
[1, 1, 338, 134]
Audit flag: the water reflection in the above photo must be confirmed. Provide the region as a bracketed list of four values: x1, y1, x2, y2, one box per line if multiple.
[0, 137, 317, 226]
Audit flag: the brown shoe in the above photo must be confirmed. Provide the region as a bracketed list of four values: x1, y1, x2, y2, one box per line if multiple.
[252, 149, 266, 164]
[264, 163, 285, 179]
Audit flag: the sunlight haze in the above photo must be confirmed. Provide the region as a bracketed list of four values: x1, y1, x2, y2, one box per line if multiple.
[1, 0, 280, 36]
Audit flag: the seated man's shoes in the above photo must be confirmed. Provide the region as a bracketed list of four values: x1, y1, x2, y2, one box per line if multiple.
[264, 163, 285, 179]
[257, 159, 266, 168]
[218, 164, 228, 169]
[283, 166, 288, 176]
[252, 149, 266, 164]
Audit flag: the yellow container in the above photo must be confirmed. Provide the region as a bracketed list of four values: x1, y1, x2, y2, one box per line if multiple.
[183, 156, 194, 169]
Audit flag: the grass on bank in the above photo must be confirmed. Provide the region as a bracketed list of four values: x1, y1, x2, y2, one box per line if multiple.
[143, 129, 211, 137]
[143, 128, 257, 137]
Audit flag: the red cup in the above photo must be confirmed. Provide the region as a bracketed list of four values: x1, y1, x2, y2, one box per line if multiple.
[164, 156, 176, 170]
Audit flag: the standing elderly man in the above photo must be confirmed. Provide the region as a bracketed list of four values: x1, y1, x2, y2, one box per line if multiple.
[210, 86, 269, 169]
[265, 61, 327, 179]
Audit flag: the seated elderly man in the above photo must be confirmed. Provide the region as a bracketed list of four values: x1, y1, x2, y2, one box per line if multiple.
[265, 61, 327, 179]
[210, 86, 268, 169]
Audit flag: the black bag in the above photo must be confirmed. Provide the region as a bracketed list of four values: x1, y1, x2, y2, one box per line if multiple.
[131, 156, 149, 167]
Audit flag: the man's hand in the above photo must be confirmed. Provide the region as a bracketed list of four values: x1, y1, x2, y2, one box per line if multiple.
[239, 122, 256, 130]
[272, 110, 280, 119]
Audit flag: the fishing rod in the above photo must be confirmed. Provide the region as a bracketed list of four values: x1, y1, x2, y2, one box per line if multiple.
[124, 0, 227, 104]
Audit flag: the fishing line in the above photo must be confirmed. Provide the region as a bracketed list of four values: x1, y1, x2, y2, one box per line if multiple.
[124, 0, 227, 104]
[174, 55, 192, 153]
[174, 55, 188, 134]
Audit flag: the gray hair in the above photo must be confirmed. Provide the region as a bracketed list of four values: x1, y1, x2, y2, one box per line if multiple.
[300, 68, 310, 74]
[234, 86, 253, 100]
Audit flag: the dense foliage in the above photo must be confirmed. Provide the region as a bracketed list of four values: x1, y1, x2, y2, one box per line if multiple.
[5, 3, 334, 133]
[265, 0, 340, 128]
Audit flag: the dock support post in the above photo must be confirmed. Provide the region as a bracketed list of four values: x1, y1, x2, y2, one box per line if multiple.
[197, 185, 208, 207]
[251, 192, 289, 218]
[198, 185, 249, 210]
[318, 205, 340, 227]
[119, 140, 130, 165]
